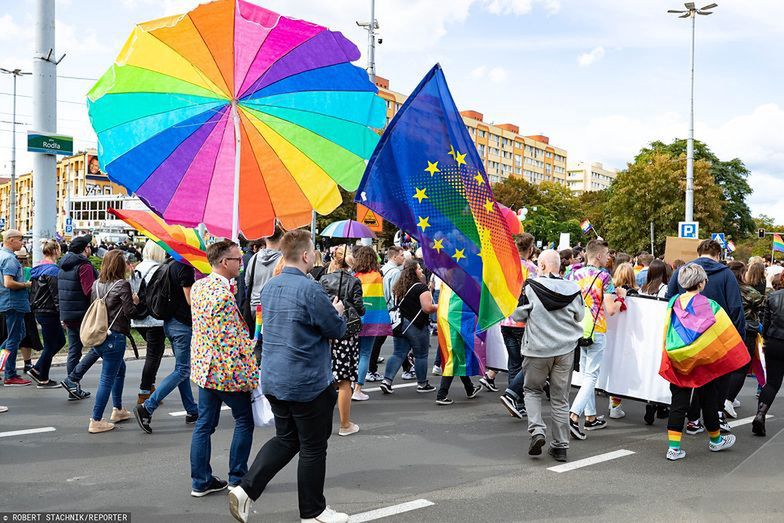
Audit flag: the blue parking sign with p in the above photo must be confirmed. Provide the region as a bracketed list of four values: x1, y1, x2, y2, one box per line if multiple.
[678, 221, 699, 239]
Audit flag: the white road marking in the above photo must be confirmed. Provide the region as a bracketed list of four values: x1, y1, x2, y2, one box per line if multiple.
[547, 449, 635, 473]
[350, 499, 435, 522]
[169, 406, 229, 417]
[728, 414, 772, 428]
[0, 426, 56, 438]
[362, 383, 418, 393]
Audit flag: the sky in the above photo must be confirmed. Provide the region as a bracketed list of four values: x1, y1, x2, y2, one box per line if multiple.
[0, 0, 782, 224]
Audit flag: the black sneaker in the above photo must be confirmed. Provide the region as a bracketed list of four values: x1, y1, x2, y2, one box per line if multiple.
[656, 405, 670, 419]
[61, 379, 90, 401]
[500, 394, 524, 420]
[37, 379, 61, 389]
[583, 417, 607, 431]
[27, 367, 44, 385]
[185, 412, 199, 424]
[23, 363, 33, 374]
[190, 476, 228, 497]
[436, 397, 453, 405]
[569, 417, 586, 440]
[416, 383, 436, 393]
[466, 384, 482, 399]
[479, 374, 498, 392]
[528, 434, 546, 456]
[644, 404, 656, 425]
[548, 446, 567, 462]
[134, 404, 153, 434]
[379, 380, 393, 394]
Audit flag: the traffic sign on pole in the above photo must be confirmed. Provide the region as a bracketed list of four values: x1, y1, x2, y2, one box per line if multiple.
[711, 233, 726, 247]
[678, 221, 699, 239]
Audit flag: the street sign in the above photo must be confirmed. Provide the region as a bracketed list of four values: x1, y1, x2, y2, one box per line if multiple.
[65, 217, 73, 226]
[357, 203, 383, 233]
[678, 221, 699, 239]
[27, 130, 74, 155]
[0, 218, 5, 229]
[64, 224, 74, 239]
[711, 233, 726, 247]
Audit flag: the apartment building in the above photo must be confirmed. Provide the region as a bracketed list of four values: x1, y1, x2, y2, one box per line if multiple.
[566, 161, 617, 194]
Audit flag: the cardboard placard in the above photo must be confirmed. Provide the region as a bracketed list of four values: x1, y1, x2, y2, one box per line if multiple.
[664, 236, 701, 265]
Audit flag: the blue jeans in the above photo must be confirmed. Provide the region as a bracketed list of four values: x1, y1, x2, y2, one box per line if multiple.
[144, 318, 196, 416]
[91, 332, 127, 421]
[570, 333, 606, 417]
[3, 309, 26, 379]
[356, 336, 376, 386]
[65, 322, 83, 376]
[32, 313, 66, 381]
[384, 319, 430, 385]
[190, 386, 254, 491]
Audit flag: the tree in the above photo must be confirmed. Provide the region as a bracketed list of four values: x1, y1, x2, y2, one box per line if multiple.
[577, 188, 610, 238]
[607, 151, 724, 254]
[733, 215, 784, 261]
[635, 139, 754, 239]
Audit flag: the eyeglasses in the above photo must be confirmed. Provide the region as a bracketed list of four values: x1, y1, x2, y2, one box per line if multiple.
[223, 257, 242, 263]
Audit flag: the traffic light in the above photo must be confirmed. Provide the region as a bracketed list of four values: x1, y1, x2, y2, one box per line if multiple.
[759, 229, 766, 239]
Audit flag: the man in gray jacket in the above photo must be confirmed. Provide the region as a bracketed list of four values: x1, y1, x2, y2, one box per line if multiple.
[512, 249, 584, 463]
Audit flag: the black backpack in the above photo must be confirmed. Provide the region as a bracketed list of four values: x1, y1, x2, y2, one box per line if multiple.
[145, 259, 176, 320]
[129, 263, 158, 320]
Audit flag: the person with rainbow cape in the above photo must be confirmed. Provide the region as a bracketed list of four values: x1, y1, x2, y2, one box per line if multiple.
[659, 263, 750, 461]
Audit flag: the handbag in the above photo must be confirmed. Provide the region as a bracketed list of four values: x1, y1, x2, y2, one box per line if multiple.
[390, 284, 422, 337]
[576, 272, 603, 347]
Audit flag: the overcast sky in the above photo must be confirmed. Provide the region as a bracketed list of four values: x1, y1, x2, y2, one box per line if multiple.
[1, 0, 782, 224]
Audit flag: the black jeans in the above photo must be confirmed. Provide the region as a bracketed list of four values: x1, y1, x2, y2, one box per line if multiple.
[727, 329, 758, 402]
[669, 379, 721, 434]
[240, 385, 337, 519]
[369, 335, 385, 373]
[437, 376, 474, 400]
[137, 326, 166, 392]
[32, 313, 66, 381]
[760, 337, 784, 407]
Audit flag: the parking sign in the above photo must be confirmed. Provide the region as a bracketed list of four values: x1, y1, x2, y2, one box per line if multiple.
[678, 221, 699, 239]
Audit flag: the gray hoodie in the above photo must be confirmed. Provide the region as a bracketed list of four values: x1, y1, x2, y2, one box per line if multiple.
[245, 248, 283, 307]
[512, 276, 585, 358]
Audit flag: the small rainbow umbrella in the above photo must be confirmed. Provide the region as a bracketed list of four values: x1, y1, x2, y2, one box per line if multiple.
[321, 219, 377, 240]
[108, 208, 211, 274]
[88, 0, 386, 240]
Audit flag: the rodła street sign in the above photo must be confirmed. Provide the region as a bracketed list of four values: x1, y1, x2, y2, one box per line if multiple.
[27, 130, 74, 155]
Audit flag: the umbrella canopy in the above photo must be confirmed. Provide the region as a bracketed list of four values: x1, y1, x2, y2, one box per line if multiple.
[108, 208, 211, 274]
[88, 0, 386, 240]
[321, 219, 376, 239]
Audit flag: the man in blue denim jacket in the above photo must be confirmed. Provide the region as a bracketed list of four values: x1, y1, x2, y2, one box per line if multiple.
[229, 229, 348, 523]
[0, 230, 32, 387]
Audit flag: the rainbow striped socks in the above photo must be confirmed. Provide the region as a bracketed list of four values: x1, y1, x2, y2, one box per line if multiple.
[668, 430, 682, 450]
[708, 429, 721, 444]
[611, 397, 622, 408]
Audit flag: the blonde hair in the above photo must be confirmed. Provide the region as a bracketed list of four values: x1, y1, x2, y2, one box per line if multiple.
[40, 239, 61, 258]
[328, 248, 350, 273]
[613, 262, 637, 289]
[312, 249, 324, 268]
[142, 240, 166, 263]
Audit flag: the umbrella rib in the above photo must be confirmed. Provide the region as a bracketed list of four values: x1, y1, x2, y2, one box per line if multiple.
[240, 62, 369, 99]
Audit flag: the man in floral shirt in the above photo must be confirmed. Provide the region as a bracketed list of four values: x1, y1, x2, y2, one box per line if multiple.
[189, 239, 257, 498]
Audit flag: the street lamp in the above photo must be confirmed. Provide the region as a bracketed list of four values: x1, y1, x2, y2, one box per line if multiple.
[667, 2, 717, 223]
[356, 0, 380, 82]
[0, 67, 32, 230]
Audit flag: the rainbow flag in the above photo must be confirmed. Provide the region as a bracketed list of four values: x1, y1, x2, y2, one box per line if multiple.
[774, 234, 784, 253]
[659, 292, 750, 388]
[108, 208, 211, 274]
[580, 220, 592, 234]
[437, 285, 485, 377]
[253, 305, 262, 341]
[355, 65, 522, 330]
[356, 271, 392, 336]
[726, 240, 736, 253]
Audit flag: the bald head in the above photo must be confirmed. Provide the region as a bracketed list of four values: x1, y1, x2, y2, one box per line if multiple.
[538, 249, 560, 276]
[3, 229, 24, 250]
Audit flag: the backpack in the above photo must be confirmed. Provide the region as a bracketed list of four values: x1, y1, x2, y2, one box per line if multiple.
[145, 259, 177, 320]
[80, 280, 122, 347]
[129, 263, 157, 320]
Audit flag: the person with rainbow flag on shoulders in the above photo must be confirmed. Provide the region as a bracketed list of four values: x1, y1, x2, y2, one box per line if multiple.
[659, 263, 750, 461]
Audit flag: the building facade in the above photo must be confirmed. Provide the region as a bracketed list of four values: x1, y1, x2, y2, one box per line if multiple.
[374, 76, 567, 185]
[566, 161, 617, 195]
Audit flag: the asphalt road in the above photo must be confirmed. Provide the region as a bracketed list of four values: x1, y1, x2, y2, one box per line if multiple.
[1, 347, 782, 523]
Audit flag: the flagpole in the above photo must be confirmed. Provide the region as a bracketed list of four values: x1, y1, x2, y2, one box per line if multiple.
[231, 99, 241, 241]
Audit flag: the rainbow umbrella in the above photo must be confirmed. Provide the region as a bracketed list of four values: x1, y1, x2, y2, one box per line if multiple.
[88, 0, 386, 240]
[108, 208, 211, 274]
[321, 219, 377, 239]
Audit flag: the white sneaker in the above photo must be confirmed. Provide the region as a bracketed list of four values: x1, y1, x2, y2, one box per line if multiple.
[351, 390, 369, 401]
[609, 406, 626, 419]
[666, 448, 686, 461]
[732, 398, 741, 408]
[0, 405, 8, 413]
[709, 434, 736, 452]
[401, 371, 416, 381]
[301, 506, 349, 523]
[723, 400, 738, 419]
[228, 485, 251, 523]
[338, 423, 359, 437]
[432, 365, 442, 376]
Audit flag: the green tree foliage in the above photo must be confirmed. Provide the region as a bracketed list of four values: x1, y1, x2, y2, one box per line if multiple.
[607, 152, 724, 254]
[635, 139, 754, 239]
[733, 215, 784, 260]
[578, 189, 610, 238]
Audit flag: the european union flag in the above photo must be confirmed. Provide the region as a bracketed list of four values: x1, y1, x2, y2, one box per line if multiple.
[355, 64, 522, 329]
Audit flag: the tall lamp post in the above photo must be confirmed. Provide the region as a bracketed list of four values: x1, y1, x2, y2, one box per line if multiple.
[667, 2, 717, 223]
[0, 67, 32, 230]
[356, 0, 380, 82]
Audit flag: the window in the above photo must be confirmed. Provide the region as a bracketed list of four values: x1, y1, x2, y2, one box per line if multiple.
[478, 130, 487, 138]
[478, 144, 486, 156]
